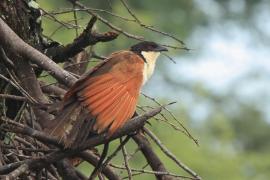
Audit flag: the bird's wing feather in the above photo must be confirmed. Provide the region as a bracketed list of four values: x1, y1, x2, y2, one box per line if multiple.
[75, 51, 144, 135]
[46, 51, 145, 147]
[64, 51, 126, 100]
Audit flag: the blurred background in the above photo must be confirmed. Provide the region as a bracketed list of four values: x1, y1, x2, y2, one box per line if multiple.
[38, 0, 270, 179]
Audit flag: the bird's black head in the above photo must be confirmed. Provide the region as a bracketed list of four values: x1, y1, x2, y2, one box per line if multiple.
[130, 41, 168, 54]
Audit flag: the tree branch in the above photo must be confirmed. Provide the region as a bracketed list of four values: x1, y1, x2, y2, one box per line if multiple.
[50, 16, 119, 61]
[132, 134, 174, 180]
[143, 127, 201, 180]
[56, 159, 83, 180]
[79, 151, 120, 180]
[0, 18, 77, 87]
[1, 106, 163, 177]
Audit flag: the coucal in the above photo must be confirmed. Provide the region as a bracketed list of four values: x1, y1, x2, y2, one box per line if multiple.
[46, 41, 168, 148]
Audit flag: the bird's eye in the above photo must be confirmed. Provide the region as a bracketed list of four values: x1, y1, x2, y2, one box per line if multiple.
[149, 44, 156, 49]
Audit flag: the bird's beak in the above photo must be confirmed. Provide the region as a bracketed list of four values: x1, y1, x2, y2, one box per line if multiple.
[155, 45, 168, 52]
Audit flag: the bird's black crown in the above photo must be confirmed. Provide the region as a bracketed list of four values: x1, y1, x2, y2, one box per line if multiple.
[130, 41, 168, 53]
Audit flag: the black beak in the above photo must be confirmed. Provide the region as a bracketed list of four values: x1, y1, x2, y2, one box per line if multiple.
[155, 45, 168, 52]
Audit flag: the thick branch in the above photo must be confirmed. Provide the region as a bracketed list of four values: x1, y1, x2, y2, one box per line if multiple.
[144, 128, 201, 180]
[0, 161, 24, 174]
[132, 134, 173, 180]
[40, 81, 66, 98]
[56, 159, 83, 180]
[5, 106, 163, 150]
[0, 18, 77, 87]
[2, 106, 163, 176]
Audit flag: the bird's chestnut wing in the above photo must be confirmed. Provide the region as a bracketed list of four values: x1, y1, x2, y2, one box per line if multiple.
[75, 51, 145, 135]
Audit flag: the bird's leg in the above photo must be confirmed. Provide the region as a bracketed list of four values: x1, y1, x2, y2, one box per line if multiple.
[89, 142, 109, 180]
[89, 136, 131, 179]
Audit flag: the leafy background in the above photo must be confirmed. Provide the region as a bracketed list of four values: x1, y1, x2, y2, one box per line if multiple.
[37, 0, 270, 179]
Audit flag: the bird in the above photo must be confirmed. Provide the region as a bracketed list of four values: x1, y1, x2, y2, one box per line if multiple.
[45, 41, 168, 148]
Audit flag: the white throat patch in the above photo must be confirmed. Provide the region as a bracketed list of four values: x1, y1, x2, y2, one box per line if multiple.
[141, 51, 160, 85]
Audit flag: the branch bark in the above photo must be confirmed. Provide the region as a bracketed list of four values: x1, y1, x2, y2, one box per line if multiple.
[0, 18, 77, 87]
[79, 151, 120, 180]
[1, 106, 163, 176]
[132, 134, 174, 180]
[56, 159, 83, 180]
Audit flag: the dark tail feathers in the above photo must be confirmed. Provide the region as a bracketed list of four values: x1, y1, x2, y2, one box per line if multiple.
[44, 99, 94, 148]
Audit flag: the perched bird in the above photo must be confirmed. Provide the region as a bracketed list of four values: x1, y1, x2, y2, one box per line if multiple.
[46, 41, 168, 148]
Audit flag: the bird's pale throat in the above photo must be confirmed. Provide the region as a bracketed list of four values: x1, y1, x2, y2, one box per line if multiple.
[141, 51, 160, 84]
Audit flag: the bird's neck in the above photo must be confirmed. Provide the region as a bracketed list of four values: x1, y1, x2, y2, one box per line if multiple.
[141, 51, 160, 85]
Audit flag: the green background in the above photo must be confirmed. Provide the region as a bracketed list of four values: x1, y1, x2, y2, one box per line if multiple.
[37, 0, 270, 179]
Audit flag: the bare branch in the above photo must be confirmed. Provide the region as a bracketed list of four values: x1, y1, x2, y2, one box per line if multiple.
[0, 18, 77, 87]
[40, 81, 66, 98]
[6, 163, 29, 179]
[41, 8, 81, 29]
[0, 94, 27, 102]
[48, 8, 134, 22]
[119, 0, 188, 49]
[121, 138, 132, 180]
[56, 159, 82, 180]
[110, 164, 196, 179]
[51, 16, 119, 61]
[0, 161, 23, 175]
[132, 133, 174, 180]
[70, 1, 144, 41]
[79, 151, 120, 180]
[144, 128, 201, 180]
[100, 136, 130, 173]
[141, 93, 199, 145]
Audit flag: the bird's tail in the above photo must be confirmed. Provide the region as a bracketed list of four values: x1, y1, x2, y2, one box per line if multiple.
[44, 98, 94, 148]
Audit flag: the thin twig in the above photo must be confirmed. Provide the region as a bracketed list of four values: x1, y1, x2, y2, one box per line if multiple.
[71, 1, 144, 41]
[101, 136, 131, 171]
[41, 8, 80, 29]
[49, 8, 135, 22]
[110, 164, 195, 179]
[0, 74, 37, 104]
[1, 144, 56, 153]
[141, 93, 199, 145]
[0, 46, 14, 67]
[162, 53, 176, 64]
[138, 105, 190, 136]
[120, 0, 188, 48]
[144, 127, 201, 180]
[72, 4, 79, 37]
[48, 18, 83, 38]
[0, 94, 27, 101]
[120, 138, 132, 180]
